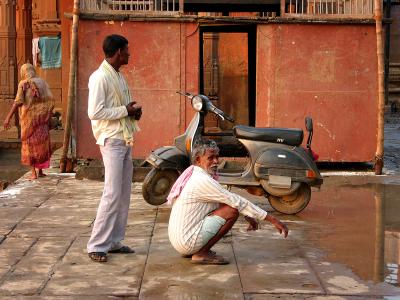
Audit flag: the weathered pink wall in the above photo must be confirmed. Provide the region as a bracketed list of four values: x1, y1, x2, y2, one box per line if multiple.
[75, 20, 378, 162]
[256, 24, 378, 162]
[75, 21, 199, 159]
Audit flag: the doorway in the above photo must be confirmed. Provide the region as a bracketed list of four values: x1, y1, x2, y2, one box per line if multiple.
[200, 25, 256, 133]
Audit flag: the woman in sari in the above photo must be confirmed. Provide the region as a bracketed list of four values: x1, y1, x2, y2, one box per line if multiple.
[3, 63, 54, 180]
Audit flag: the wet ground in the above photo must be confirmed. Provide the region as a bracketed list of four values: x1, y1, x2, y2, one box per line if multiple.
[0, 130, 63, 189]
[0, 171, 400, 298]
[0, 148, 29, 183]
[0, 114, 399, 298]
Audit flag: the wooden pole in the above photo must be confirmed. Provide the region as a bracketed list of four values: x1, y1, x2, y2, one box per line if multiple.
[60, 0, 80, 173]
[374, 0, 385, 175]
[373, 186, 384, 282]
[281, 0, 286, 16]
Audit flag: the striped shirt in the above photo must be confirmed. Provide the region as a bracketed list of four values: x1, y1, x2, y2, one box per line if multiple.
[168, 166, 268, 255]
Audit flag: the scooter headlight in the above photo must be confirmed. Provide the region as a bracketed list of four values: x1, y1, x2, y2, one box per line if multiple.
[191, 96, 203, 112]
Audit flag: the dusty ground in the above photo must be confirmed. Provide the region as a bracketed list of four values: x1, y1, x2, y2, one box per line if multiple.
[0, 170, 400, 298]
[0, 112, 399, 299]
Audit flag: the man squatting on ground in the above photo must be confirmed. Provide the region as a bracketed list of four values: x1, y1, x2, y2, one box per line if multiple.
[168, 139, 289, 265]
[86, 34, 142, 263]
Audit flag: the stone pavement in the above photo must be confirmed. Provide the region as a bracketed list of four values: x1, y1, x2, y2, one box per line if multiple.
[1, 170, 400, 299]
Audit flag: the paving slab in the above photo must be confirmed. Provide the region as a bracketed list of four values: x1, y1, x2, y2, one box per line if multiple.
[0, 207, 33, 235]
[0, 273, 49, 296]
[0, 237, 38, 294]
[139, 209, 244, 300]
[233, 223, 324, 295]
[43, 236, 149, 296]
[20, 207, 95, 227]
[1, 297, 137, 300]
[12, 237, 72, 269]
[245, 295, 383, 300]
[9, 225, 92, 238]
[0, 237, 36, 267]
[127, 208, 157, 226]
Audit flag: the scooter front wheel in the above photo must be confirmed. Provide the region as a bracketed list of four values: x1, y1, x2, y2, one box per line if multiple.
[267, 183, 311, 215]
[142, 168, 179, 206]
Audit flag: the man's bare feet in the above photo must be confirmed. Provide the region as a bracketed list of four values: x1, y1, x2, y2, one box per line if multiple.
[29, 172, 38, 180]
[191, 250, 229, 265]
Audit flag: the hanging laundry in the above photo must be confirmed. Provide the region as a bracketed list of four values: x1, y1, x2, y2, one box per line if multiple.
[32, 37, 40, 67]
[38, 36, 62, 69]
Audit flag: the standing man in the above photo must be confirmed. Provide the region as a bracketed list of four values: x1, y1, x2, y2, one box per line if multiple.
[168, 139, 288, 265]
[87, 34, 142, 263]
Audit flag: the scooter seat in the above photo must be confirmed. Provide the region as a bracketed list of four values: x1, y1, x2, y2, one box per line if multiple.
[233, 125, 304, 146]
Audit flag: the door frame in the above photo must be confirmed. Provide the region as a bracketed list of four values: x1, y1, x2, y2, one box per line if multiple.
[199, 24, 257, 126]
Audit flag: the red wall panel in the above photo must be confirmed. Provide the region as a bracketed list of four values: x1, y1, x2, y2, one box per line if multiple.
[257, 24, 378, 162]
[76, 21, 199, 159]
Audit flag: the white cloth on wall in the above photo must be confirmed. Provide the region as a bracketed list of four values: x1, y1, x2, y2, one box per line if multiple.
[32, 38, 40, 67]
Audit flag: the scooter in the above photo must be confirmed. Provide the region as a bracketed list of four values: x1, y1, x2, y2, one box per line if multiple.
[142, 91, 323, 214]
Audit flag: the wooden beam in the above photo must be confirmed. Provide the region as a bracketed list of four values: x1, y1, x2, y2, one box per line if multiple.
[60, 0, 80, 173]
[374, 0, 385, 174]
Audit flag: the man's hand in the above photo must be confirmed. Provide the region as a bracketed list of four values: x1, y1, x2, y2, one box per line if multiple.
[244, 216, 259, 231]
[265, 214, 289, 238]
[134, 106, 142, 120]
[3, 118, 11, 130]
[126, 101, 142, 120]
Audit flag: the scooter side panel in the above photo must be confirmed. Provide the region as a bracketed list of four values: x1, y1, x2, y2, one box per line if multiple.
[254, 147, 321, 184]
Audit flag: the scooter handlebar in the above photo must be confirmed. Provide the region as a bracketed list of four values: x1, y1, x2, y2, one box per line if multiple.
[176, 91, 193, 98]
[211, 106, 235, 123]
[177, 91, 235, 122]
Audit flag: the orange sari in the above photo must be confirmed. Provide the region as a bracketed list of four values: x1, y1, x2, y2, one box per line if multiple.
[15, 64, 54, 168]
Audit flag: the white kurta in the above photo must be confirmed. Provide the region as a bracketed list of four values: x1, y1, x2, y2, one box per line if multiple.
[168, 166, 268, 254]
[87, 60, 129, 145]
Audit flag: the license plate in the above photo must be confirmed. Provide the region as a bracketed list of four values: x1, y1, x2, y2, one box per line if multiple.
[269, 175, 292, 188]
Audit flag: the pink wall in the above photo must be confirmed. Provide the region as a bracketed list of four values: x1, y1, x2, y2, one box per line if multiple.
[75, 21, 199, 159]
[256, 24, 378, 162]
[75, 20, 378, 162]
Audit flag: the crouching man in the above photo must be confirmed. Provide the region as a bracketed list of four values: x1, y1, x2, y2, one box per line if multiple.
[167, 139, 289, 265]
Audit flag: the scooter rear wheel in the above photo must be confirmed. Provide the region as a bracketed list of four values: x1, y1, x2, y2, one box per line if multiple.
[142, 168, 179, 206]
[267, 183, 311, 215]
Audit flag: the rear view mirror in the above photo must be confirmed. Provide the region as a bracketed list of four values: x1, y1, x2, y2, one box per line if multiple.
[305, 117, 313, 132]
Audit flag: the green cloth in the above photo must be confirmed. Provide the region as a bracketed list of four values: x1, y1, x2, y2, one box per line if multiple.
[39, 37, 61, 69]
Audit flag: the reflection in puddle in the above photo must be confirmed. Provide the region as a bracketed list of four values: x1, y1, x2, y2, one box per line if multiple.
[299, 182, 400, 287]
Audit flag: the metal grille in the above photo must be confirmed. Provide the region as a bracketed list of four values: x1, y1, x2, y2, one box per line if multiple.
[284, 0, 374, 16]
[80, 0, 180, 14]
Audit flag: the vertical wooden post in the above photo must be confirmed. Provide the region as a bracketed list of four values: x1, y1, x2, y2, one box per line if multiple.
[384, 0, 391, 106]
[179, 0, 184, 13]
[374, 0, 385, 175]
[281, 0, 286, 16]
[60, 0, 80, 173]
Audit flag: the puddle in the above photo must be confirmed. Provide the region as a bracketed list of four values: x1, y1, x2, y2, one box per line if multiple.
[0, 148, 29, 183]
[299, 182, 400, 287]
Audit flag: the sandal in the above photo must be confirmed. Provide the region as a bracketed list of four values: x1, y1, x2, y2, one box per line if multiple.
[191, 254, 229, 265]
[88, 252, 107, 263]
[182, 250, 216, 258]
[108, 245, 135, 254]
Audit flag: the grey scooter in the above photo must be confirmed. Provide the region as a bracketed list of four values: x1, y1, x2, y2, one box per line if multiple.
[142, 91, 323, 214]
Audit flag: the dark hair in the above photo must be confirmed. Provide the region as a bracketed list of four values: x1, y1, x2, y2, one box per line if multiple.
[102, 34, 128, 58]
[191, 138, 219, 163]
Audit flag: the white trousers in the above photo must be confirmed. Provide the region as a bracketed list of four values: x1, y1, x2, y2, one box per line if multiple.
[87, 138, 133, 253]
